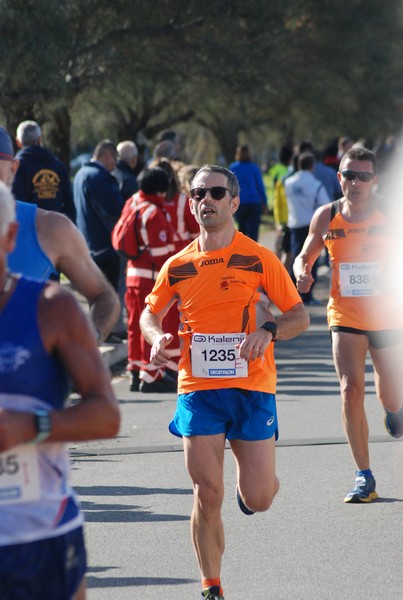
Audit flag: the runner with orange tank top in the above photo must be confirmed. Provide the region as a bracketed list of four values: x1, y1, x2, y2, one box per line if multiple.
[294, 146, 403, 504]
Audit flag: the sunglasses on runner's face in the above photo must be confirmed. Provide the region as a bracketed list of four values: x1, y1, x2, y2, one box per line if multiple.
[189, 186, 231, 201]
[341, 170, 374, 182]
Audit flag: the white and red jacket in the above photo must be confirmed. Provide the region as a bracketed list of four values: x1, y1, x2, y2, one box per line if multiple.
[163, 191, 199, 252]
[126, 191, 176, 288]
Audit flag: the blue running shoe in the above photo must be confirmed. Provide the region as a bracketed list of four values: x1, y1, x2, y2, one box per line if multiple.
[344, 472, 378, 503]
[236, 487, 255, 515]
[384, 407, 403, 438]
[201, 586, 224, 599]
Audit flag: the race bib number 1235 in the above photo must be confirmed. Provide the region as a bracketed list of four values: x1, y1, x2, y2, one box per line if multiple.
[191, 333, 248, 378]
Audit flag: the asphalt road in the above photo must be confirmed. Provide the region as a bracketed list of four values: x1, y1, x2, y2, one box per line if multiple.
[68, 228, 402, 599]
[70, 304, 402, 599]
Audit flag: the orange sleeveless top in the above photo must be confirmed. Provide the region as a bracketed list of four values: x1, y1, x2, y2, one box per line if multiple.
[324, 199, 402, 330]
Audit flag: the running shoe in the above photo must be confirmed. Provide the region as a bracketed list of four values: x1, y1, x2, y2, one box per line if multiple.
[384, 407, 403, 438]
[201, 586, 224, 599]
[139, 375, 177, 393]
[236, 487, 255, 515]
[129, 371, 140, 392]
[344, 472, 378, 503]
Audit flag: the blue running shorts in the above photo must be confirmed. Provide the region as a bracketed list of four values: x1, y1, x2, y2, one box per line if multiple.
[169, 388, 278, 441]
[0, 526, 86, 600]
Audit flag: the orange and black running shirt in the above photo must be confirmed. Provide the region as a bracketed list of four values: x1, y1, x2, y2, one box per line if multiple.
[324, 198, 403, 330]
[145, 231, 302, 394]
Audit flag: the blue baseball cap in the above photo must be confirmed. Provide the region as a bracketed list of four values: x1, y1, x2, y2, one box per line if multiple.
[0, 127, 14, 161]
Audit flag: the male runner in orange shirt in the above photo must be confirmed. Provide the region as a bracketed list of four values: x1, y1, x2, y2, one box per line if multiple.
[140, 165, 309, 600]
[294, 147, 403, 503]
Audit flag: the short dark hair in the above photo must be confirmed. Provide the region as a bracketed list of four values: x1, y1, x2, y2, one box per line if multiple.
[192, 165, 240, 197]
[298, 152, 315, 171]
[279, 145, 293, 165]
[157, 129, 177, 143]
[235, 144, 251, 162]
[149, 157, 179, 198]
[137, 167, 169, 195]
[339, 147, 376, 173]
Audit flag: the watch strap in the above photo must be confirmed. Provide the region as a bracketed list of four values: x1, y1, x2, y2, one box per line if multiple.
[31, 410, 52, 444]
[261, 321, 278, 342]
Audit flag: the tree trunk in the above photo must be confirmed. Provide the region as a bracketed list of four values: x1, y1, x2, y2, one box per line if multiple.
[45, 104, 71, 171]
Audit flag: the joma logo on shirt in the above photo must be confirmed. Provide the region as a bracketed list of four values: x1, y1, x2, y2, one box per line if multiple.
[347, 228, 365, 234]
[200, 258, 224, 266]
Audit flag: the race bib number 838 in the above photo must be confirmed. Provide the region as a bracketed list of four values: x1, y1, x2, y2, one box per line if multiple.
[339, 262, 381, 297]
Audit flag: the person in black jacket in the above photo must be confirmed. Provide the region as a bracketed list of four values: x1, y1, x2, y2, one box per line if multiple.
[113, 140, 138, 201]
[12, 120, 76, 222]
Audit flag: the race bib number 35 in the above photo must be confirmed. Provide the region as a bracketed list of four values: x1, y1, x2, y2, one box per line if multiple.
[0, 445, 41, 505]
[191, 333, 248, 378]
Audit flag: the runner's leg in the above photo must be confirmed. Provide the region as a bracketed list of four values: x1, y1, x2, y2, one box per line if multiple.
[332, 331, 370, 470]
[370, 340, 403, 413]
[183, 434, 226, 579]
[230, 436, 278, 512]
[74, 577, 86, 600]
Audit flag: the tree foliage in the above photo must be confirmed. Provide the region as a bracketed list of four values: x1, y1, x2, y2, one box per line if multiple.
[0, 0, 401, 166]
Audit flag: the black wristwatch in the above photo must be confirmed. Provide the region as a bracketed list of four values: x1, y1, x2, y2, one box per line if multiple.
[31, 410, 52, 444]
[261, 321, 278, 342]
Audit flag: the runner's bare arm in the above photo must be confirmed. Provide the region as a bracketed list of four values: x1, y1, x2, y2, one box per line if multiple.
[0, 284, 120, 452]
[275, 302, 310, 340]
[293, 204, 331, 294]
[140, 303, 176, 367]
[36, 210, 120, 342]
[238, 302, 309, 361]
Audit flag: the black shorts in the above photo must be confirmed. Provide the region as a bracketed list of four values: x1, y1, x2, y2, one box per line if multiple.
[330, 326, 403, 350]
[0, 526, 86, 600]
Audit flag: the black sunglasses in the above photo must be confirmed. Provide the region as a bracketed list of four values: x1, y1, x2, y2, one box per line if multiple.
[189, 186, 232, 201]
[341, 170, 374, 183]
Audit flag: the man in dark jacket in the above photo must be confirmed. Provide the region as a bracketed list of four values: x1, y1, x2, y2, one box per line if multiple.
[73, 139, 124, 290]
[113, 140, 138, 201]
[12, 120, 76, 222]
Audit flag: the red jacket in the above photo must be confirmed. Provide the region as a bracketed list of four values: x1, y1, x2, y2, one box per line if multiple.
[126, 191, 176, 287]
[163, 191, 199, 251]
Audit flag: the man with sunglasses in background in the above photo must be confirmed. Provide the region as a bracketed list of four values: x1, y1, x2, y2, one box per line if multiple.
[140, 165, 309, 600]
[294, 147, 403, 503]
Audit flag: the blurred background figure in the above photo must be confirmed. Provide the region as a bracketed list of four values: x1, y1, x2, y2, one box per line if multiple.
[156, 129, 181, 161]
[322, 139, 341, 171]
[284, 151, 330, 304]
[337, 136, 353, 162]
[123, 166, 177, 393]
[12, 120, 76, 222]
[110, 140, 140, 340]
[270, 145, 294, 270]
[74, 139, 124, 292]
[152, 140, 177, 162]
[299, 141, 342, 201]
[177, 163, 200, 198]
[114, 140, 139, 201]
[229, 144, 268, 242]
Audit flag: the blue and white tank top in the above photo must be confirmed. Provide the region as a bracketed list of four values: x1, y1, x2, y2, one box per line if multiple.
[0, 277, 82, 545]
[8, 201, 58, 281]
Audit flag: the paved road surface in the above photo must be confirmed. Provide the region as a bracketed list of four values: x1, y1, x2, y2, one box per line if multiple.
[69, 227, 403, 599]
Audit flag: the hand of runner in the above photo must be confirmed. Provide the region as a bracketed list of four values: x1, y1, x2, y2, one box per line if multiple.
[149, 333, 174, 367]
[237, 331, 272, 361]
[296, 263, 314, 293]
[0, 408, 35, 452]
